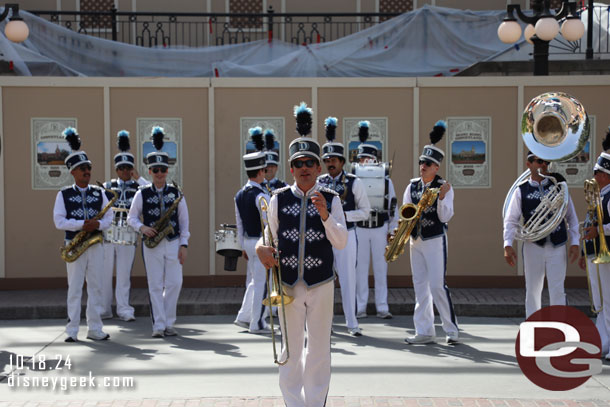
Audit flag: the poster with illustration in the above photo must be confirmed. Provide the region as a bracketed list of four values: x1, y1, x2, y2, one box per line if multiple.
[32, 118, 78, 190]
[447, 117, 491, 188]
[553, 115, 595, 187]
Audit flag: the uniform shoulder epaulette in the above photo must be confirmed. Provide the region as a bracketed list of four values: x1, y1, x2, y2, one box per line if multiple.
[319, 186, 339, 196]
[516, 178, 530, 187]
[317, 174, 328, 181]
[60, 185, 73, 191]
[345, 173, 357, 179]
[272, 185, 291, 195]
[410, 177, 421, 183]
[138, 184, 151, 191]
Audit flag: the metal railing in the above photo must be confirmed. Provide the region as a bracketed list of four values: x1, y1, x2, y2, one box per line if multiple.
[29, 6, 401, 48]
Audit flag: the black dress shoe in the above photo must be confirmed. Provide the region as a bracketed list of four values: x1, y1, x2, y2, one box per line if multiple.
[64, 336, 77, 343]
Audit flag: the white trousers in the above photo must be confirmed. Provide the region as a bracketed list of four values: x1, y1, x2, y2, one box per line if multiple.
[410, 235, 458, 337]
[236, 237, 267, 331]
[334, 228, 358, 329]
[102, 242, 136, 318]
[142, 238, 183, 331]
[586, 257, 610, 355]
[355, 225, 389, 314]
[279, 280, 334, 407]
[522, 241, 567, 319]
[65, 243, 104, 337]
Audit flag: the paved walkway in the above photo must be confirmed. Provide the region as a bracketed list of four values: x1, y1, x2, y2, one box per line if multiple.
[0, 288, 593, 320]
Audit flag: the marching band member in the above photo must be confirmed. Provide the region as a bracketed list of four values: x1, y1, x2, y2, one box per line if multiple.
[503, 150, 580, 319]
[234, 127, 273, 333]
[402, 121, 458, 344]
[355, 121, 398, 320]
[256, 102, 347, 407]
[318, 116, 371, 336]
[580, 131, 610, 360]
[262, 129, 287, 193]
[53, 127, 112, 342]
[128, 126, 190, 338]
[100, 130, 149, 321]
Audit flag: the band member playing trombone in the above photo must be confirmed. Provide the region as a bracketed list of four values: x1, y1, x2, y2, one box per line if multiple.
[402, 121, 458, 345]
[503, 151, 580, 319]
[234, 127, 272, 333]
[579, 133, 610, 360]
[127, 126, 190, 338]
[256, 102, 347, 407]
[53, 127, 113, 342]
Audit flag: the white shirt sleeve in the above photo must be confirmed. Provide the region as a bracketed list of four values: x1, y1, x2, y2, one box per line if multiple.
[127, 190, 144, 232]
[178, 196, 190, 246]
[98, 191, 113, 231]
[402, 183, 413, 206]
[235, 199, 245, 248]
[563, 195, 580, 246]
[345, 178, 371, 223]
[323, 195, 348, 250]
[136, 176, 150, 186]
[437, 182, 454, 224]
[53, 190, 85, 231]
[503, 187, 522, 248]
[604, 196, 610, 236]
[387, 180, 399, 232]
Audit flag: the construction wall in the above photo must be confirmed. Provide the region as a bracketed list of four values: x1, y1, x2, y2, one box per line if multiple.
[1, 76, 607, 289]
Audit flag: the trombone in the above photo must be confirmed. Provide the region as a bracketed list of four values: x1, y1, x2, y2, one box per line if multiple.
[581, 178, 607, 314]
[258, 195, 293, 365]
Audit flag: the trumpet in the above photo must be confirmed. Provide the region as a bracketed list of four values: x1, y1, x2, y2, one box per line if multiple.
[258, 195, 293, 366]
[581, 178, 608, 313]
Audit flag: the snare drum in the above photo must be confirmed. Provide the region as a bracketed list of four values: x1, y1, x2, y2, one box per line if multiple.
[352, 162, 390, 210]
[215, 224, 243, 271]
[104, 208, 139, 245]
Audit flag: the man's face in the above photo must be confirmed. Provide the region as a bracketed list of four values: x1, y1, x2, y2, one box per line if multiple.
[323, 156, 344, 177]
[149, 166, 168, 183]
[419, 159, 439, 179]
[71, 163, 91, 185]
[526, 156, 549, 177]
[594, 170, 610, 187]
[265, 164, 278, 181]
[290, 157, 321, 187]
[116, 164, 133, 181]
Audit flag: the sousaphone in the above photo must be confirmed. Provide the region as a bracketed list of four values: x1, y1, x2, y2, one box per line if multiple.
[502, 92, 590, 241]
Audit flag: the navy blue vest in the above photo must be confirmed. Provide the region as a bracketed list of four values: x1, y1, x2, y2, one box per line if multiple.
[276, 186, 336, 287]
[235, 183, 267, 239]
[61, 185, 104, 240]
[519, 180, 568, 247]
[318, 171, 357, 229]
[141, 184, 181, 241]
[104, 179, 139, 221]
[585, 186, 610, 255]
[410, 176, 446, 240]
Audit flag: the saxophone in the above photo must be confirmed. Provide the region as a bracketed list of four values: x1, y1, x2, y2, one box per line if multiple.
[384, 187, 439, 263]
[60, 183, 118, 263]
[143, 182, 183, 249]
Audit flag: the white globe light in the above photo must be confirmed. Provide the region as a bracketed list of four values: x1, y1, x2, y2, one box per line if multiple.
[4, 20, 29, 43]
[524, 24, 536, 44]
[535, 17, 560, 41]
[561, 18, 585, 41]
[498, 20, 522, 44]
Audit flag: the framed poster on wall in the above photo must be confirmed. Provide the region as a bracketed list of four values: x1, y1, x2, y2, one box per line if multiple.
[553, 115, 596, 187]
[137, 118, 183, 186]
[447, 117, 492, 189]
[31, 118, 78, 190]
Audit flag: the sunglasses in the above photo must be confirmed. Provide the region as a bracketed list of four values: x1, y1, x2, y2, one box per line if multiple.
[529, 158, 550, 165]
[117, 165, 131, 171]
[292, 159, 316, 169]
[152, 167, 168, 174]
[419, 160, 434, 167]
[78, 164, 92, 172]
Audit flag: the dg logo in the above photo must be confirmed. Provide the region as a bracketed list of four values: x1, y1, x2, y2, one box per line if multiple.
[424, 148, 433, 156]
[327, 146, 334, 153]
[299, 142, 309, 151]
[79, 154, 87, 161]
[156, 156, 163, 163]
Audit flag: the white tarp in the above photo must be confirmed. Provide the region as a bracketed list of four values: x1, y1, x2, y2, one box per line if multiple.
[0, 4, 597, 77]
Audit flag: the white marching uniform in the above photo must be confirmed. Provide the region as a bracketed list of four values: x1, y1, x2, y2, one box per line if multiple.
[355, 179, 398, 316]
[403, 178, 457, 337]
[318, 172, 371, 329]
[260, 182, 347, 407]
[101, 176, 149, 320]
[234, 180, 270, 332]
[128, 185, 190, 332]
[53, 185, 113, 338]
[503, 178, 579, 318]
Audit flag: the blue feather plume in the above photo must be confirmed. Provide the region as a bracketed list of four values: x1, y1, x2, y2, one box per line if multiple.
[63, 127, 81, 151]
[264, 129, 276, 151]
[152, 126, 165, 151]
[358, 120, 370, 143]
[294, 102, 313, 136]
[117, 130, 130, 152]
[430, 120, 446, 145]
[325, 117, 337, 142]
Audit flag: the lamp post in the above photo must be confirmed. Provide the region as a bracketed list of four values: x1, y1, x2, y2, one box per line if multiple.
[1, 3, 29, 43]
[497, 0, 585, 76]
